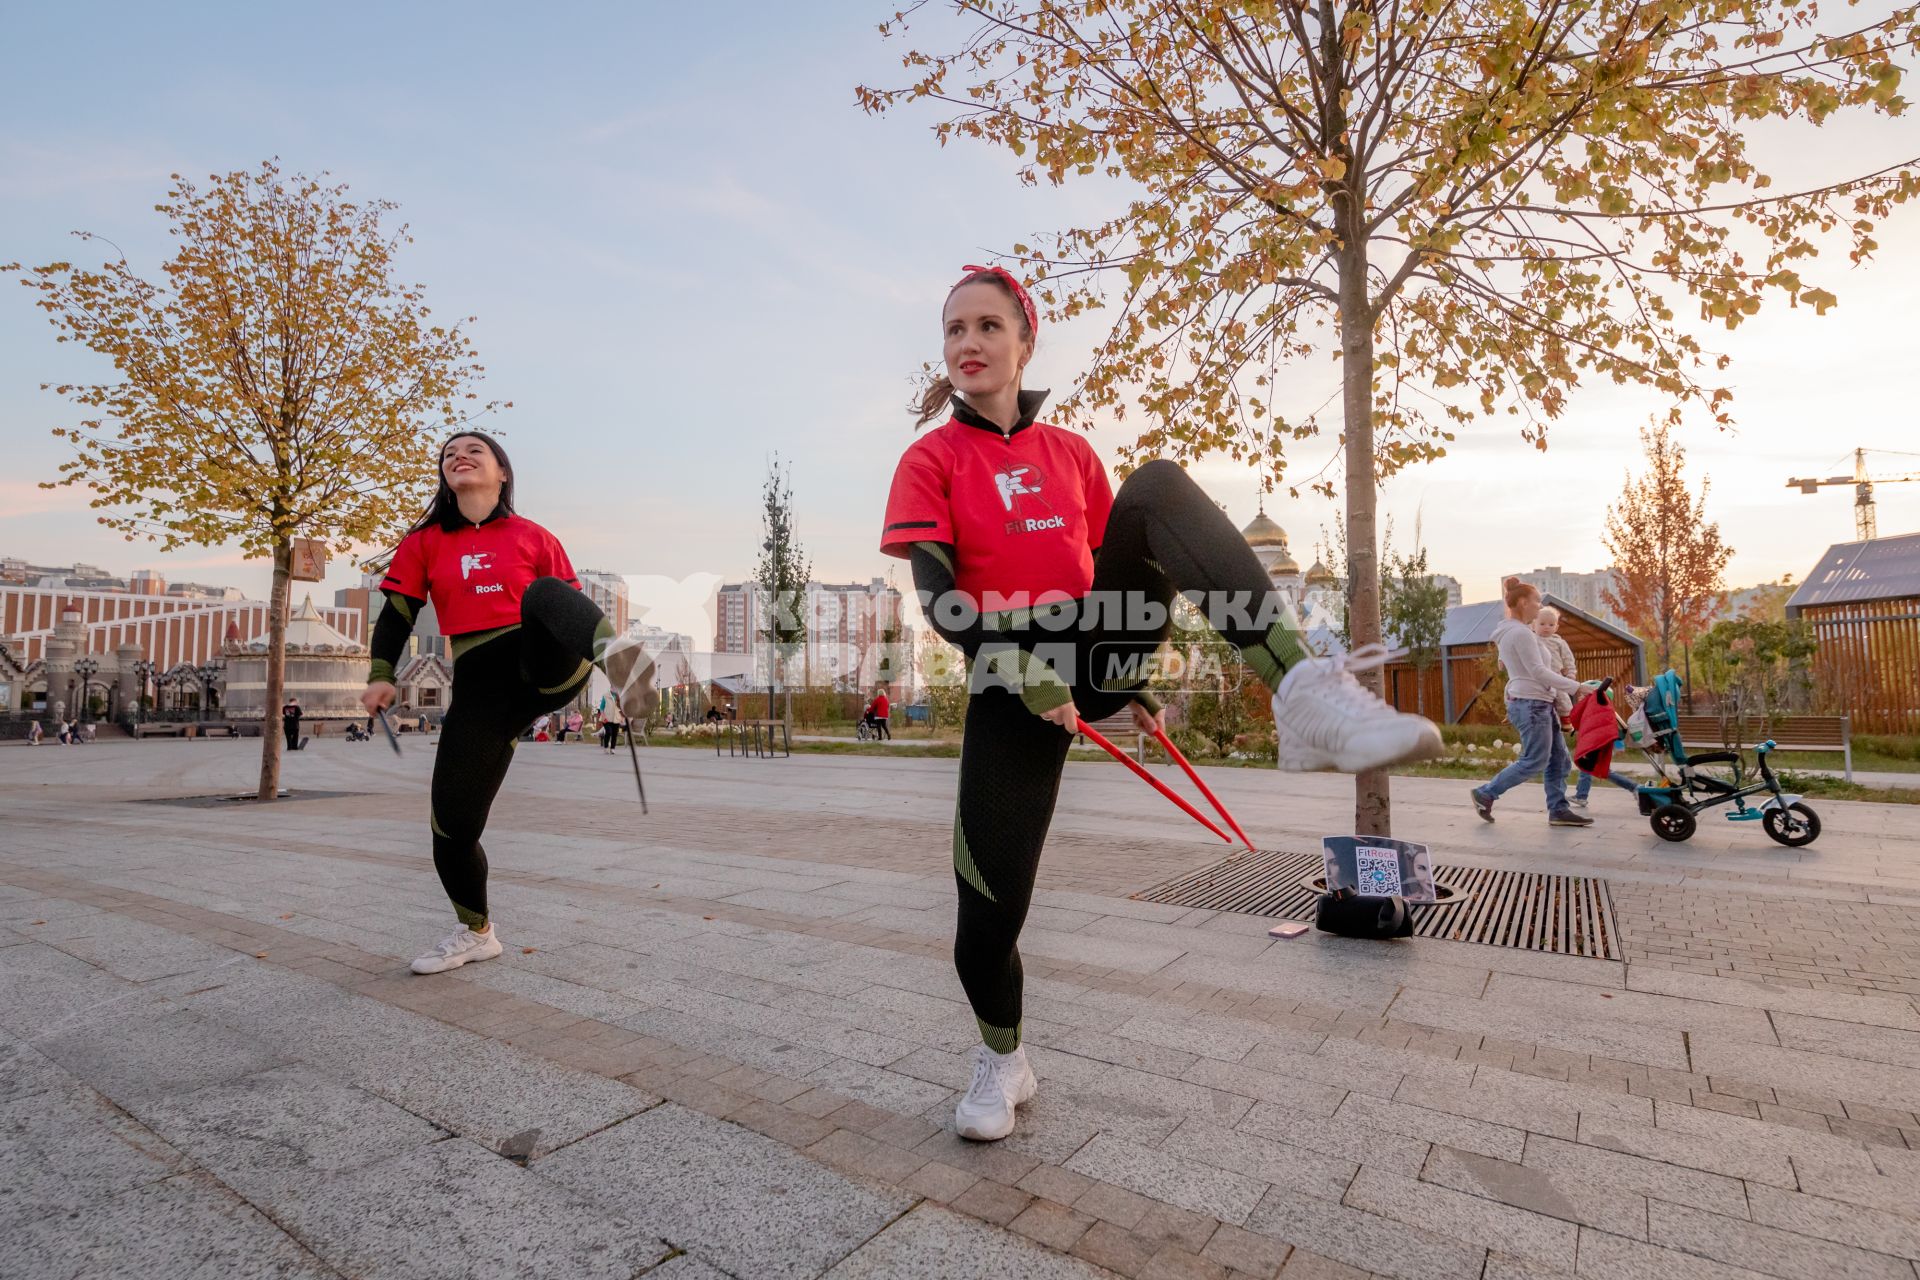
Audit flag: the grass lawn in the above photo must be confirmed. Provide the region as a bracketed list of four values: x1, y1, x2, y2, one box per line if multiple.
[622, 725, 1916, 802]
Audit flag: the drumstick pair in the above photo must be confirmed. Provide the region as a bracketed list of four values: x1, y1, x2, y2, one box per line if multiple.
[1075, 718, 1255, 851]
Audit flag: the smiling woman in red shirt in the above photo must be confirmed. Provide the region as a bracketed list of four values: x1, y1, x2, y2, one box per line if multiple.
[362, 432, 656, 975]
[885, 266, 1442, 1143]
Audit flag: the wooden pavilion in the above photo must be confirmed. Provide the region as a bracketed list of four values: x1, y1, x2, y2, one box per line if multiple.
[1787, 532, 1920, 734]
[1381, 595, 1646, 725]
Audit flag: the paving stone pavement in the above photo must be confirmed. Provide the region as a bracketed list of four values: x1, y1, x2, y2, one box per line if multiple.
[3, 737, 1919, 1279]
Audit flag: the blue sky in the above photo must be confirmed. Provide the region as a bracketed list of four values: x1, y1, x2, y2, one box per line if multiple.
[5, 2, 1918, 642]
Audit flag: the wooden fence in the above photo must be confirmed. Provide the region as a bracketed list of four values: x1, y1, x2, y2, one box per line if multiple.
[1798, 596, 1920, 734]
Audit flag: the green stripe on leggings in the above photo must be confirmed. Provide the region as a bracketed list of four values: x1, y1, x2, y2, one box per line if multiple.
[953, 809, 996, 903]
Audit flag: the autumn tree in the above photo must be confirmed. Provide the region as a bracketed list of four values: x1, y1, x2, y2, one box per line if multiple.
[1383, 542, 1450, 718]
[860, 0, 1918, 834]
[7, 161, 499, 801]
[1602, 421, 1733, 679]
[755, 454, 812, 723]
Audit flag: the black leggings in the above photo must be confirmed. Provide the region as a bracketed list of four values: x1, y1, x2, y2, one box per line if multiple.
[430, 577, 611, 928]
[601, 721, 623, 750]
[953, 460, 1301, 1051]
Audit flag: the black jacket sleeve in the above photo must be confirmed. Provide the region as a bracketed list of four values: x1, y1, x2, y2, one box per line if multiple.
[367, 589, 425, 684]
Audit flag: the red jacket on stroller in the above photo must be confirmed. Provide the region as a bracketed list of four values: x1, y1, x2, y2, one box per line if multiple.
[1570, 687, 1620, 778]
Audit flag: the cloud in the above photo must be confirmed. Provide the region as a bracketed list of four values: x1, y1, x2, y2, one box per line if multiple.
[0, 480, 91, 519]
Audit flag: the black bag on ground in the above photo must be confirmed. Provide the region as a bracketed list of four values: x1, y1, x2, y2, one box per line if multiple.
[1314, 888, 1413, 939]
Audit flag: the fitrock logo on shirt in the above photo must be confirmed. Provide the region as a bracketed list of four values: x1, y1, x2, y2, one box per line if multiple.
[462, 552, 504, 593]
[994, 466, 1063, 534]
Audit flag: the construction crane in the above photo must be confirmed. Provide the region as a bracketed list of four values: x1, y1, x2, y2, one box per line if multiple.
[1787, 448, 1920, 541]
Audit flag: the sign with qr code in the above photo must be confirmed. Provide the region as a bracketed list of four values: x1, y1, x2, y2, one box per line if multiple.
[1354, 847, 1403, 896]
[1321, 836, 1437, 904]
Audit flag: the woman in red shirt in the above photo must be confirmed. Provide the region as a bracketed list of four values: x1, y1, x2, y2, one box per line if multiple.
[883, 266, 1440, 1142]
[362, 432, 655, 974]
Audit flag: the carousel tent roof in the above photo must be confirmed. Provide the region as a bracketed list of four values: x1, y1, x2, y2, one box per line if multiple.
[243, 596, 365, 653]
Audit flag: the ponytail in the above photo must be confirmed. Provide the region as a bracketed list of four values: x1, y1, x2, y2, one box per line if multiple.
[913, 374, 957, 429]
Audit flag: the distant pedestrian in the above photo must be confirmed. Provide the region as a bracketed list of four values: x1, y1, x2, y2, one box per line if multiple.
[532, 713, 551, 742]
[867, 686, 892, 740]
[282, 696, 303, 751]
[1469, 579, 1592, 828]
[599, 699, 626, 753]
[26, 720, 42, 745]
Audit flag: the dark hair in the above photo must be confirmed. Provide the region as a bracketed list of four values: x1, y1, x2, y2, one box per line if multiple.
[404, 432, 515, 536]
[913, 270, 1036, 428]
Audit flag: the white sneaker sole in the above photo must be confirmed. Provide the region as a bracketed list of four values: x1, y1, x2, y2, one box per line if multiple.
[410, 936, 504, 975]
[1274, 721, 1445, 773]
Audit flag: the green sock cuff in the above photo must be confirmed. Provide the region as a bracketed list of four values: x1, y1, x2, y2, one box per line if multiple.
[453, 901, 487, 929]
[1242, 620, 1311, 692]
[368, 659, 395, 685]
[977, 1018, 1021, 1054]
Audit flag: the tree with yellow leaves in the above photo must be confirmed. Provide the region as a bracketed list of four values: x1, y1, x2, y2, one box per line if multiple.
[7, 161, 502, 802]
[860, 0, 1917, 833]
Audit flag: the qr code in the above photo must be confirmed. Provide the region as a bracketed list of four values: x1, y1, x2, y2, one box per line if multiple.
[1355, 849, 1402, 897]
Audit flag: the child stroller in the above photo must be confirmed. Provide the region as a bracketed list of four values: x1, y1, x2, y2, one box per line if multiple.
[1628, 670, 1820, 847]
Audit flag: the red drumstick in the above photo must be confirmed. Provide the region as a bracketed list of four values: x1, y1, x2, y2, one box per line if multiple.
[1076, 717, 1233, 844]
[1151, 727, 1255, 850]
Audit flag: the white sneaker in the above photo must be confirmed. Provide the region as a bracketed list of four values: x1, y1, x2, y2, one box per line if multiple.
[1271, 644, 1444, 772]
[410, 925, 503, 975]
[954, 1044, 1036, 1142]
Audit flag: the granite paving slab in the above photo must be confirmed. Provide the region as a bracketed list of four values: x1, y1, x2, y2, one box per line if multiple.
[536, 1102, 914, 1280]
[0, 1169, 336, 1280]
[821, 1203, 1118, 1278]
[0, 1083, 191, 1234]
[264, 1136, 672, 1280]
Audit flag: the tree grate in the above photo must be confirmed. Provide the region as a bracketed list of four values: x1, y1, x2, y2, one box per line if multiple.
[1133, 848, 1622, 960]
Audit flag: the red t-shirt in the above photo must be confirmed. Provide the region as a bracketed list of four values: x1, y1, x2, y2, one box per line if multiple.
[381, 514, 580, 636]
[880, 418, 1113, 608]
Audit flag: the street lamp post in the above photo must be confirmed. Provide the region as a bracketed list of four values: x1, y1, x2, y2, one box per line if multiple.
[195, 662, 221, 723]
[130, 660, 155, 724]
[73, 657, 100, 723]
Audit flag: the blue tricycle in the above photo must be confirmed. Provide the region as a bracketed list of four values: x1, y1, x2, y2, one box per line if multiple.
[1627, 671, 1822, 847]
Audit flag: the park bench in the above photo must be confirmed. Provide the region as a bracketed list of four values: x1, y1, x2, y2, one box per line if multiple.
[716, 718, 790, 759]
[1675, 713, 1852, 782]
[1076, 711, 1150, 762]
[132, 722, 188, 738]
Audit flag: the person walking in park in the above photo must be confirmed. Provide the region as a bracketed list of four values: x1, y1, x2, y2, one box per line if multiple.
[598, 697, 626, 754]
[360, 431, 656, 976]
[25, 720, 42, 745]
[281, 695, 302, 751]
[1469, 579, 1594, 828]
[867, 686, 892, 740]
[880, 264, 1441, 1142]
[1535, 606, 1638, 808]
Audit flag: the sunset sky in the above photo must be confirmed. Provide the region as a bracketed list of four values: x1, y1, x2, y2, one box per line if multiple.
[5, 2, 1918, 643]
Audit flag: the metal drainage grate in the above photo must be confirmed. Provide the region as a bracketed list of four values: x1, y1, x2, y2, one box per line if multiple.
[1134, 848, 1621, 960]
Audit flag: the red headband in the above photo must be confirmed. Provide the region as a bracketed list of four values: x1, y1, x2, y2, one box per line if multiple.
[958, 263, 1038, 334]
